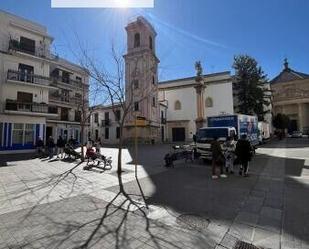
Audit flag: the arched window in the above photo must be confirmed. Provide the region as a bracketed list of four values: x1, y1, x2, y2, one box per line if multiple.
[149, 36, 153, 50]
[205, 97, 213, 107]
[174, 100, 181, 110]
[134, 33, 140, 48]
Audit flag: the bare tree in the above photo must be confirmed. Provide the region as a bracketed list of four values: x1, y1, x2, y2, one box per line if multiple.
[79, 45, 158, 175]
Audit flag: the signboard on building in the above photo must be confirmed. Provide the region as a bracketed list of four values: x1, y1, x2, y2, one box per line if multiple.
[135, 116, 146, 127]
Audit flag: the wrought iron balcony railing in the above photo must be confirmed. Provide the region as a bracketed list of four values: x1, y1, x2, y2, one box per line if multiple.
[52, 76, 84, 89]
[7, 69, 51, 87]
[9, 39, 50, 58]
[5, 99, 57, 114]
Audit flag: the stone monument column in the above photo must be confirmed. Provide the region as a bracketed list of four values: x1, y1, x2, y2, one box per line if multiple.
[194, 61, 206, 130]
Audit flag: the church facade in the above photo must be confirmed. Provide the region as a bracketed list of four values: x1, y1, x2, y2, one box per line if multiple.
[271, 60, 309, 134]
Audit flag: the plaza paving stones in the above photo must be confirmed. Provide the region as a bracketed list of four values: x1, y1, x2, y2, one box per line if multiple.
[0, 139, 309, 248]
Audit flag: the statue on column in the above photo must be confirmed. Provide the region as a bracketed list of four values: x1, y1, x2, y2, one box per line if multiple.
[195, 61, 203, 82]
[194, 61, 206, 129]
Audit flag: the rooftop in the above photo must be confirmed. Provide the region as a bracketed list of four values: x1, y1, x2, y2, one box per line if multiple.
[158, 71, 231, 88]
[271, 59, 309, 84]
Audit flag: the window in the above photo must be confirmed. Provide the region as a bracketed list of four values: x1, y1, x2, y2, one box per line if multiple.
[116, 127, 120, 139]
[61, 89, 69, 102]
[133, 79, 139, 89]
[17, 92, 33, 103]
[20, 37, 35, 54]
[149, 36, 153, 50]
[205, 97, 213, 107]
[152, 97, 156, 107]
[104, 112, 109, 121]
[75, 110, 81, 122]
[115, 110, 121, 121]
[134, 101, 139, 111]
[105, 127, 109, 139]
[95, 130, 98, 140]
[174, 100, 181, 110]
[62, 71, 70, 83]
[61, 108, 69, 121]
[76, 76, 82, 82]
[12, 123, 24, 144]
[75, 93, 82, 98]
[18, 64, 34, 82]
[134, 33, 140, 48]
[94, 113, 99, 123]
[152, 76, 155, 85]
[24, 124, 34, 144]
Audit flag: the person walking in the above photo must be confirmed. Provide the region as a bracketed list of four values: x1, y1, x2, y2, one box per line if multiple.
[211, 137, 227, 179]
[235, 134, 253, 177]
[68, 136, 75, 147]
[46, 136, 55, 159]
[56, 135, 65, 159]
[223, 136, 236, 174]
[36, 136, 44, 158]
[95, 139, 101, 154]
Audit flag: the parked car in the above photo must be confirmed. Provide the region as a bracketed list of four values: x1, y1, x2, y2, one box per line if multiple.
[291, 131, 303, 138]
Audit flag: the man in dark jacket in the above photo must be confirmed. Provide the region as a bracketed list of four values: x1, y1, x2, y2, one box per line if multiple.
[56, 136, 65, 159]
[46, 136, 55, 159]
[235, 134, 253, 177]
[36, 136, 44, 158]
[211, 137, 227, 179]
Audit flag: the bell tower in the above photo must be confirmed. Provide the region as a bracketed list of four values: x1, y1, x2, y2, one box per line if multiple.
[124, 16, 160, 143]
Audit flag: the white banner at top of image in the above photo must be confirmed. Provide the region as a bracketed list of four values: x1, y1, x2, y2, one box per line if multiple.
[51, 0, 154, 8]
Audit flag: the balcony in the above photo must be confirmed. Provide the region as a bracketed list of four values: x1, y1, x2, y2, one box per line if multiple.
[49, 94, 83, 106]
[60, 115, 69, 121]
[5, 99, 58, 116]
[49, 94, 70, 105]
[101, 119, 111, 127]
[52, 76, 84, 89]
[74, 115, 81, 122]
[9, 39, 50, 59]
[7, 69, 52, 87]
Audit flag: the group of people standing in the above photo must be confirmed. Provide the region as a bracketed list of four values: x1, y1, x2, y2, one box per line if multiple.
[211, 134, 254, 179]
[36, 135, 77, 159]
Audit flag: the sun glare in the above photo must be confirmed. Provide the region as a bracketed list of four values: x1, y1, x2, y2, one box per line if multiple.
[116, 0, 130, 8]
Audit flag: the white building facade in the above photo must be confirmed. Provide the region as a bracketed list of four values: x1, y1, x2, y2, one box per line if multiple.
[0, 10, 89, 153]
[158, 72, 234, 142]
[89, 104, 122, 144]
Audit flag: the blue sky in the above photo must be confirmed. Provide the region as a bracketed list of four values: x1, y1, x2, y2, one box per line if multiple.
[1, 0, 309, 81]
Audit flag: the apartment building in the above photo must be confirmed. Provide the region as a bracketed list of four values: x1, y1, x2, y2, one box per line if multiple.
[90, 104, 122, 144]
[0, 10, 89, 153]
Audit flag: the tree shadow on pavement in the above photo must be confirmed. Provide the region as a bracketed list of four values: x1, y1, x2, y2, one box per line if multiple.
[1, 141, 309, 249]
[107, 147, 309, 249]
[0, 171, 210, 249]
[0, 153, 37, 167]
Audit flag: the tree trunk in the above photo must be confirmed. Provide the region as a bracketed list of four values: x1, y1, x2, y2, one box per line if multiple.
[81, 123, 85, 162]
[117, 136, 123, 175]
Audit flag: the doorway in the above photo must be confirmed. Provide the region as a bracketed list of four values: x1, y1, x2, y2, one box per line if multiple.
[288, 120, 298, 133]
[161, 126, 164, 142]
[172, 128, 185, 142]
[46, 126, 53, 139]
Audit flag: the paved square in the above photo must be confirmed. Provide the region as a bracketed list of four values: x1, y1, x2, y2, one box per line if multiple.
[0, 140, 309, 249]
